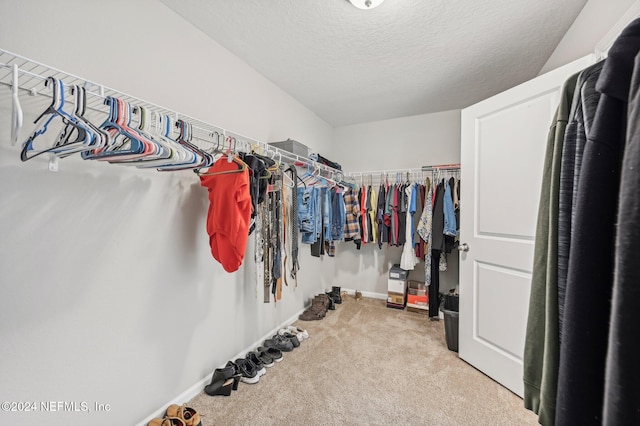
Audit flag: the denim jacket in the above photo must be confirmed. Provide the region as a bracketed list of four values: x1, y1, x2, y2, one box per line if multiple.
[443, 178, 458, 237]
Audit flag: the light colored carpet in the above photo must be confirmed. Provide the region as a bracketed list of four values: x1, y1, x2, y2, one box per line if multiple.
[187, 296, 538, 426]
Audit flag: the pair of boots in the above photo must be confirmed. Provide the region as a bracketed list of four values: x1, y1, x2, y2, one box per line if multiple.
[299, 294, 331, 321]
[326, 286, 342, 306]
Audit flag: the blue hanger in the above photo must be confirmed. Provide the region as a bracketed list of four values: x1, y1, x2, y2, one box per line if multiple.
[82, 97, 148, 161]
[20, 78, 91, 161]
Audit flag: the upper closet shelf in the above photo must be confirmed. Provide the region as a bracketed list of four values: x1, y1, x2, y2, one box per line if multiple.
[0, 48, 343, 179]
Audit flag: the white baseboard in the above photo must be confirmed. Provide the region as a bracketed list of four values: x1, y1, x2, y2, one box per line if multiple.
[136, 306, 308, 426]
[341, 288, 388, 301]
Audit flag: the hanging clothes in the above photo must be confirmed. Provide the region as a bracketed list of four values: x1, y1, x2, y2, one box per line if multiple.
[343, 188, 362, 249]
[414, 183, 426, 259]
[431, 180, 445, 252]
[605, 44, 640, 426]
[330, 187, 346, 242]
[368, 186, 377, 244]
[556, 61, 603, 337]
[400, 184, 418, 270]
[310, 187, 327, 257]
[384, 181, 393, 244]
[555, 21, 640, 426]
[417, 179, 433, 286]
[523, 18, 640, 426]
[391, 184, 400, 246]
[443, 177, 459, 254]
[377, 183, 386, 248]
[238, 153, 269, 235]
[398, 183, 407, 246]
[428, 181, 445, 319]
[199, 156, 252, 273]
[523, 72, 579, 425]
[298, 186, 318, 244]
[360, 186, 368, 244]
[443, 177, 457, 237]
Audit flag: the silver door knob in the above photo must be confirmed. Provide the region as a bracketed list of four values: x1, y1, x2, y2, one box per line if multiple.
[458, 243, 469, 252]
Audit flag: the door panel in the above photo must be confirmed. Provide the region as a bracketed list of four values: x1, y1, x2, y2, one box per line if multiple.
[476, 94, 555, 239]
[459, 54, 595, 397]
[475, 262, 531, 358]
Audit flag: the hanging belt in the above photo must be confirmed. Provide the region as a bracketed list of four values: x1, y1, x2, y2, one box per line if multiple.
[282, 181, 289, 287]
[287, 166, 300, 284]
[263, 198, 271, 303]
[271, 190, 281, 300]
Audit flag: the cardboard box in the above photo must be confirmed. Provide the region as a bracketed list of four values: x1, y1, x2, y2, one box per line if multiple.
[408, 280, 426, 291]
[406, 280, 427, 309]
[387, 291, 406, 309]
[407, 294, 428, 307]
[408, 288, 427, 296]
[388, 278, 407, 294]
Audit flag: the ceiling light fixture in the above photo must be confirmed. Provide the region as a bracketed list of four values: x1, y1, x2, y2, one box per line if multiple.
[347, 0, 385, 10]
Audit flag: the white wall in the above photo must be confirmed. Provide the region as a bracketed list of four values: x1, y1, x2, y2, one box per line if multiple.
[0, 1, 333, 425]
[539, 0, 637, 74]
[331, 111, 461, 297]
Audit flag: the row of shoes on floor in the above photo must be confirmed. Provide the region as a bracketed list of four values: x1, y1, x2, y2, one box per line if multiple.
[148, 325, 309, 426]
[203, 325, 310, 396]
[299, 286, 343, 321]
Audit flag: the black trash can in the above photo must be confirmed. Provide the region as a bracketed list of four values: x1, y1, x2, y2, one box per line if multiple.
[442, 294, 459, 352]
[443, 309, 459, 352]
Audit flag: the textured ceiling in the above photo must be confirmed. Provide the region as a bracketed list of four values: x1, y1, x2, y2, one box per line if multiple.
[160, 0, 587, 127]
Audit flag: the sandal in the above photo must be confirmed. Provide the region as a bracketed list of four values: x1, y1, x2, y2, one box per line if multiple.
[164, 404, 201, 426]
[148, 417, 186, 426]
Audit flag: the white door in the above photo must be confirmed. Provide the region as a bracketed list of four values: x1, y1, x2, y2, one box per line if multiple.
[458, 55, 595, 397]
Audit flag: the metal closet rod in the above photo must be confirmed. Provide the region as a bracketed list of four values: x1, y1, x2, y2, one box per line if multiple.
[0, 48, 343, 179]
[347, 163, 460, 177]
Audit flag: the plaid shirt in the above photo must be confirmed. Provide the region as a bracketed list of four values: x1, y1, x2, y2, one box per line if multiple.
[324, 241, 336, 257]
[343, 189, 361, 239]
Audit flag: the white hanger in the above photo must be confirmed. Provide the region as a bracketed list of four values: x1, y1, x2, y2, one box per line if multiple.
[11, 64, 23, 146]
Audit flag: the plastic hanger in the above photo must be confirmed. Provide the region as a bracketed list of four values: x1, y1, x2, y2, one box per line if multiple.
[73, 86, 108, 151]
[198, 133, 248, 176]
[21, 77, 90, 161]
[11, 64, 23, 146]
[226, 136, 235, 163]
[121, 107, 184, 168]
[282, 163, 296, 188]
[156, 119, 211, 171]
[198, 155, 247, 176]
[135, 112, 185, 167]
[55, 85, 107, 158]
[82, 97, 151, 161]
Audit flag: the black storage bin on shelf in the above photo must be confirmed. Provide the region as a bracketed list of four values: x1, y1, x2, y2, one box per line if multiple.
[442, 294, 459, 352]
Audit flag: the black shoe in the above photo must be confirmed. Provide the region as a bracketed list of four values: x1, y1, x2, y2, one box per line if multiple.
[254, 349, 275, 367]
[246, 351, 268, 374]
[204, 365, 237, 396]
[257, 346, 283, 363]
[332, 286, 342, 304]
[278, 331, 300, 348]
[325, 292, 336, 310]
[234, 358, 260, 384]
[263, 335, 294, 352]
[223, 361, 244, 391]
